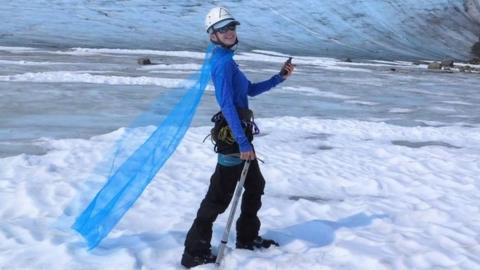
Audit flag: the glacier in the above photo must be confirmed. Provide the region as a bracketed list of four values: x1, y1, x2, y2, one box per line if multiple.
[2, 1, 480, 269]
[1, 0, 480, 60]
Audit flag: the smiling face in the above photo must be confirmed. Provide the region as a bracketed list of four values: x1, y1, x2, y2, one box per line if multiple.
[210, 23, 238, 47]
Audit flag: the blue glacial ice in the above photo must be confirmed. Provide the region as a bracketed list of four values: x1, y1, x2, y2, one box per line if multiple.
[1, 0, 479, 60]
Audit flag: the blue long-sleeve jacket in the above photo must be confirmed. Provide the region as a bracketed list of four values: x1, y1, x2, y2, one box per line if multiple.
[210, 46, 285, 152]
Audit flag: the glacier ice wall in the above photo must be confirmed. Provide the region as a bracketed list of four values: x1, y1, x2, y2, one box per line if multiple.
[1, 0, 479, 60]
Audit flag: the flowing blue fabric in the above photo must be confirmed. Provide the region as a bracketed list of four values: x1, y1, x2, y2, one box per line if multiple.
[73, 45, 215, 249]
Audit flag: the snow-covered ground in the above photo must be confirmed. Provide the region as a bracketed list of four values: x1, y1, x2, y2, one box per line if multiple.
[1, 45, 480, 269]
[1, 117, 480, 270]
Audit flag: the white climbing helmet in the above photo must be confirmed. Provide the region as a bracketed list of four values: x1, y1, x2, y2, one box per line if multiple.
[205, 7, 240, 33]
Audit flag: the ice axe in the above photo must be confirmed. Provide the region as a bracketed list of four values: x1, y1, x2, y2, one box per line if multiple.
[215, 160, 251, 266]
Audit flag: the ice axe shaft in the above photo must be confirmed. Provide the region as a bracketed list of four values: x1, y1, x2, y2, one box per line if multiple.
[215, 160, 251, 266]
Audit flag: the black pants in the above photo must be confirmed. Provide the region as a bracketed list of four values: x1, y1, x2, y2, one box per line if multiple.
[183, 159, 265, 256]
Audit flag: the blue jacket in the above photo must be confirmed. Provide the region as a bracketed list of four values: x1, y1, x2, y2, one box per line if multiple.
[210, 46, 285, 152]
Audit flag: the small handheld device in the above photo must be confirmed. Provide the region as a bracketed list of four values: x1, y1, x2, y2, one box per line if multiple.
[281, 57, 293, 76]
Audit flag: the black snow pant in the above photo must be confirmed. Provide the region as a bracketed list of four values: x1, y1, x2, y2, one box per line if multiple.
[183, 159, 265, 256]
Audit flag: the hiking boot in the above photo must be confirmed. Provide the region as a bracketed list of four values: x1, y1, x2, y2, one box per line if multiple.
[181, 251, 217, 268]
[236, 236, 279, 250]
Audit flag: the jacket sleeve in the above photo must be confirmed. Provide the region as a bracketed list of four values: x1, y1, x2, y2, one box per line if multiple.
[213, 60, 253, 152]
[247, 74, 285, 97]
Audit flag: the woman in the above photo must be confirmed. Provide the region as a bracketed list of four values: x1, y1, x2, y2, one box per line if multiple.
[182, 7, 294, 268]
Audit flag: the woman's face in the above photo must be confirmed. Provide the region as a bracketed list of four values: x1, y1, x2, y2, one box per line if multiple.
[210, 24, 237, 46]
